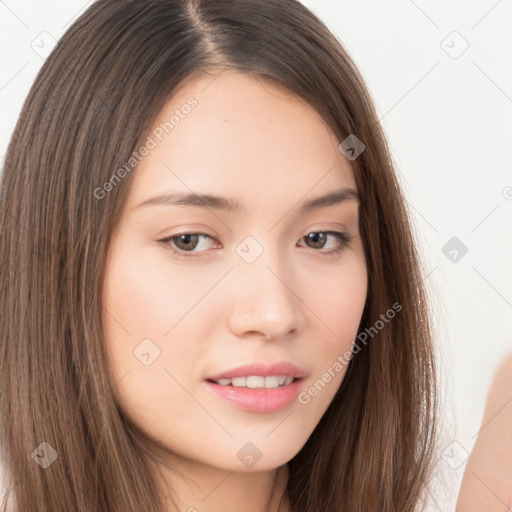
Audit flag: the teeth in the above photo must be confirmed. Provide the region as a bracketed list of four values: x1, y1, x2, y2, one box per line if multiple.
[214, 375, 295, 388]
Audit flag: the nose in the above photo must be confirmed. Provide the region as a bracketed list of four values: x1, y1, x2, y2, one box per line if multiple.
[226, 244, 303, 341]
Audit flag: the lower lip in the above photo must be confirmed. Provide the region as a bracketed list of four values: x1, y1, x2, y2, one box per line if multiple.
[204, 378, 305, 413]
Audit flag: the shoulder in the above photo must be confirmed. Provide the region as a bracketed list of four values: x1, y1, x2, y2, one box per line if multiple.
[456, 354, 512, 512]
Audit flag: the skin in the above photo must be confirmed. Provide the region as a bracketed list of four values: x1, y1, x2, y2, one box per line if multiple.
[102, 71, 368, 512]
[456, 354, 512, 512]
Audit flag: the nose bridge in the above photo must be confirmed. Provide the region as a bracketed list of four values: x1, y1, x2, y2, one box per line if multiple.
[228, 234, 300, 338]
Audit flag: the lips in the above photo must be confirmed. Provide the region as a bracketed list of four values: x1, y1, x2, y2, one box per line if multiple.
[205, 377, 306, 413]
[205, 360, 308, 382]
[204, 360, 308, 413]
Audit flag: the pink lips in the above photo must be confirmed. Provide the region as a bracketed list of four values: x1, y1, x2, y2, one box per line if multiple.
[206, 360, 307, 381]
[204, 360, 307, 413]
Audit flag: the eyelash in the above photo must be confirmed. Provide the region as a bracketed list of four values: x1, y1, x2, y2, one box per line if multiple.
[157, 231, 355, 260]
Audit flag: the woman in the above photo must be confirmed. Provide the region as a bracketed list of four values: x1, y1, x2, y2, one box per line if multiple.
[0, 1, 437, 510]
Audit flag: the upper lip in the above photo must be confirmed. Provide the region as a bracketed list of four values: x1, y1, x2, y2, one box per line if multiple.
[206, 361, 307, 381]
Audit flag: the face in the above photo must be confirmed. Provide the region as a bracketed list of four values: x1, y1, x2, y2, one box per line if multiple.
[102, 71, 368, 473]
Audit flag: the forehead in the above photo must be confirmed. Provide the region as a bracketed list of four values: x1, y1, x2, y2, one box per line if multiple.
[126, 71, 357, 210]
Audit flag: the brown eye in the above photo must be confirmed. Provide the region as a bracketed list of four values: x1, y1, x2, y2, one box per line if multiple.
[304, 232, 328, 249]
[173, 234, 201, 251]
[158, 233, 218, 259]
[299, 231, 354, 254]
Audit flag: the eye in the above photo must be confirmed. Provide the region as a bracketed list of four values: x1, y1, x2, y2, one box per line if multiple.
[158, 233, 218, 259]
[298, 231, 354, 255]
[157, 230, 354, 260]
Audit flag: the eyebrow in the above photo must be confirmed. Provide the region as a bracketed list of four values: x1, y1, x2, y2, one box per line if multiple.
[135, 187, 360, 213]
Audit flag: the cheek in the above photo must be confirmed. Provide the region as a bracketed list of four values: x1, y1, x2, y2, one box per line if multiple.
[296, 254, 367, 409]
[101, 245, 212, 437]
[102, 242, 231, 401]
[321, 273, 367, 341]
[103, 243, 220, 339]
[307, 250, 368, 350]
[102, 245, 190, 388]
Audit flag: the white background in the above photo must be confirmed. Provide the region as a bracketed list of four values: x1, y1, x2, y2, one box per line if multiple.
[1, 1, 511, 510]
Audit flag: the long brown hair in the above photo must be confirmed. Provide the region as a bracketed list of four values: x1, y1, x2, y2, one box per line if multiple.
[0, 1, 437, 510]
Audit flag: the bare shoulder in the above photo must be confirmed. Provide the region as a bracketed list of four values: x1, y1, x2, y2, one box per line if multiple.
[0, 490, 17, 512]
[456, 354, 512, 512]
